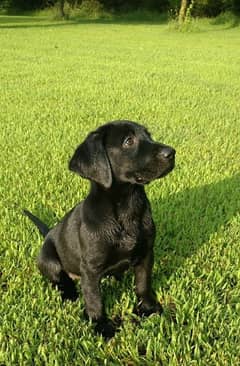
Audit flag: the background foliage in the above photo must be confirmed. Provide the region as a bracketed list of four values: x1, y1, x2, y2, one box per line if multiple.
[1, 0, 240, 15]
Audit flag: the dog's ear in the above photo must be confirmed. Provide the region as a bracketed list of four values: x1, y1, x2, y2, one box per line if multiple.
[69, 131, 112, 188]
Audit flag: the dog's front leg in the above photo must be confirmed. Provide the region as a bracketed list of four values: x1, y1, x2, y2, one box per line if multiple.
[134, 249, 162, 316]
[81, 270, 116, 339]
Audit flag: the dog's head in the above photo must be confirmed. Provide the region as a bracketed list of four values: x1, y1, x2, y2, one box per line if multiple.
[69, 121, 175, 188]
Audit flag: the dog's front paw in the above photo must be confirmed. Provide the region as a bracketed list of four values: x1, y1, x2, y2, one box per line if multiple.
[95, 318, 116, 340]
[135, 298, 163, 317]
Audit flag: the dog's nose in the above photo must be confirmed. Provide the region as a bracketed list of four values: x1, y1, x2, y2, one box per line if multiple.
[159, 147, 176, 159]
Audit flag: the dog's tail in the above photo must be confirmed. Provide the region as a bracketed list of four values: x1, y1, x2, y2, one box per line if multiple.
[23, 209, 50, 238]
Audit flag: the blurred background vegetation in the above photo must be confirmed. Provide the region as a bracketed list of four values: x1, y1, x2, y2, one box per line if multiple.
[1, 0, 240, 18]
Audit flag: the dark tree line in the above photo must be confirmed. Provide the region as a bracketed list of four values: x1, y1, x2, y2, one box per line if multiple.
[1, 0, 240, 15]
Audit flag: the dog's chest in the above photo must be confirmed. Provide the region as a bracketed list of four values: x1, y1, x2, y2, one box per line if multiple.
[112, 205, 140, 251]
[106, 213, 146, 271]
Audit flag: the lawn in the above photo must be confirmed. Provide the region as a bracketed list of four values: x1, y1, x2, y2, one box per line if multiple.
[0, 15, 240, 365]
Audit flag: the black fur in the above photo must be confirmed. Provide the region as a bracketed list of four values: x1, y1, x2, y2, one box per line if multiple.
[24, 120, 175, 339]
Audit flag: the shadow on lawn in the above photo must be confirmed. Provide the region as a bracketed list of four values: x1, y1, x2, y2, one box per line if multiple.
[36, 173, 239, 266]
[24, 174, 240, 307]
[1, 15, 240, 30]
[152, 173, 240, 283]
[31, 174, 240, 276]
[0, 15, 167, 29]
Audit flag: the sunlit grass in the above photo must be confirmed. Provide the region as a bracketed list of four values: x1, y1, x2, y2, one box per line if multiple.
[0, 15, 240, 365]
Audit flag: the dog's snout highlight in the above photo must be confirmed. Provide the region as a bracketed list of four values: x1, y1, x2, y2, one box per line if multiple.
[159, 146, 176, 160]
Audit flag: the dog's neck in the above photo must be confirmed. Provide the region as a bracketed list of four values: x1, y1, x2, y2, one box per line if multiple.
[90, 181, 143, 204]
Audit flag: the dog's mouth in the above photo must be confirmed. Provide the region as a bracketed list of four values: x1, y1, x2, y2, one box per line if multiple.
[157, 161, 175, 178]
[135, 175, 150, 185]
[134, 160, 175, 185]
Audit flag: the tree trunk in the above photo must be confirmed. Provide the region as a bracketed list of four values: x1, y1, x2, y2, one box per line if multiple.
[59, 0, 65, 18]
[179, 0, 188, 23]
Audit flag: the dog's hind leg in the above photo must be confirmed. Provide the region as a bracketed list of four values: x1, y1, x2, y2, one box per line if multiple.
[37, 239, 78, 301]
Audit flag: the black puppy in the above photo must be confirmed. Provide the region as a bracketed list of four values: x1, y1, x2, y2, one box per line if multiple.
[24, 120, 175, 339]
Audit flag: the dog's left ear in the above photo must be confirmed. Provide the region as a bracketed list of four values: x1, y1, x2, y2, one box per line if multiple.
[69, 131, 112, 188]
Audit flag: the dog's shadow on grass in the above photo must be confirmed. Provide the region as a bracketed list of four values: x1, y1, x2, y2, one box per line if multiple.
[28, 174, 240, 315]
[101, 174, 240, 317]
[151, 173, 240, 285]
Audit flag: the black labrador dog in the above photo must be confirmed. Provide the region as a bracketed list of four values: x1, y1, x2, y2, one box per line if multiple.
[24, 120, 175, 339]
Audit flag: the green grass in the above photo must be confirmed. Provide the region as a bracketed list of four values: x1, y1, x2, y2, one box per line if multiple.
[0, 15, 240, 365]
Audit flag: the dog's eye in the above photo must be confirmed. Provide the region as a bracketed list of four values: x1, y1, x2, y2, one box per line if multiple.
[123, 136, 134, 147]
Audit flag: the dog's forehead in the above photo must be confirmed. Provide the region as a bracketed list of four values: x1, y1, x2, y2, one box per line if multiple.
[105, 121, 150, 142]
